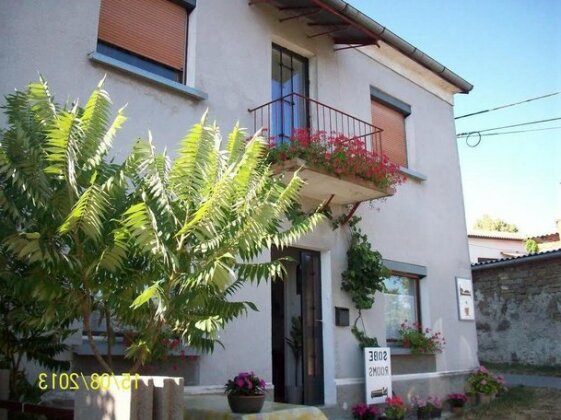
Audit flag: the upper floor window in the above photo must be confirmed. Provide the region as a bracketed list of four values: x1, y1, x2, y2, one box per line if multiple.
[97, 0, 194, 83]
[371, 87, 411, 168]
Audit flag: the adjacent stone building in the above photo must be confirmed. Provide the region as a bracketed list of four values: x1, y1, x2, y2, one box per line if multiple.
[472, 250, 561, 366]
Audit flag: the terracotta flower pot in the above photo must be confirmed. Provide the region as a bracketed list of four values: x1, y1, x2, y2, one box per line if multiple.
[450, 404, 464, 415]
[477, 393, 495, 405]
[416, 408, 431, 419]
[227, 394, 266, 414]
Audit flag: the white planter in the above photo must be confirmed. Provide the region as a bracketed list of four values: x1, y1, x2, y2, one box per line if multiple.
[74, 375, 183, 420]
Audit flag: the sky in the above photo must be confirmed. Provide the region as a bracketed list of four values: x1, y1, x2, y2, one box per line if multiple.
[348, 0, 561, 235]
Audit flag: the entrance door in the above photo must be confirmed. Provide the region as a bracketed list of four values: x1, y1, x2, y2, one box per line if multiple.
[300, 250, 324, 405]
[271, 44, 309, 144]
[271, 247, 324, 406]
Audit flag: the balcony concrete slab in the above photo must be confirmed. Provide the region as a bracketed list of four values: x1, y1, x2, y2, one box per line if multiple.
[273, 158, 393, 205]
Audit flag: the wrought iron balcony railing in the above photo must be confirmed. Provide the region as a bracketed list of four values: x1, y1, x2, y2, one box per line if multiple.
[248, 92, 384, 155]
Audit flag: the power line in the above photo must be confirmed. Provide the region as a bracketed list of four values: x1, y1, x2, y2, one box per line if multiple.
[456, 116, 561, 137]
[457, 125, 561, 138]
[457, 116, 561, 147]
[455, 91, 561, 120]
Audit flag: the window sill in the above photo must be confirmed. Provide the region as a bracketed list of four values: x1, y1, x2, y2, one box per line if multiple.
[389, 347, 437, 356]
[88, 52, 208, 101]
[399, 166, 427, 182]
[390, 347, 412, 356]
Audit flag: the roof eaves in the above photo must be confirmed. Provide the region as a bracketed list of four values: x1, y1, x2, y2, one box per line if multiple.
[320, 0, 473, 93]
[471, 249, 561, 271]
[468, 230, 525, 240]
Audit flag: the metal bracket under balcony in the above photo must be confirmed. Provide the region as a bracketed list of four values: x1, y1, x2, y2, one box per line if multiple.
[249, 0, 380, 49]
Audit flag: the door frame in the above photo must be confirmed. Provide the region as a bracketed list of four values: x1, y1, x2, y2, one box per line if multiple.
[271, 246, 337, 405]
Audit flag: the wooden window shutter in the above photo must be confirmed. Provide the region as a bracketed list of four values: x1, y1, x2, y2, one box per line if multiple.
[371, 99, 407, 167]
[98, 0, 187, 71]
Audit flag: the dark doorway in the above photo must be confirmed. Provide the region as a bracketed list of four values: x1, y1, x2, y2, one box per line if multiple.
[271, 247, 324, 406]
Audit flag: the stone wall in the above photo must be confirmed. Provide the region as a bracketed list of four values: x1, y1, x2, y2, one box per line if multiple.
[472, 253, 561, 366]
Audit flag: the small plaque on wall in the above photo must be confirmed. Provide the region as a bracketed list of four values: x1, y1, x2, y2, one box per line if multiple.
[456, 277, 475, 321]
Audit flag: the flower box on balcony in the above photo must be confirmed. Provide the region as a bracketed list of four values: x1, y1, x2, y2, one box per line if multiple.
[266, 129, 403, 205]
[272, 158, 394, 205]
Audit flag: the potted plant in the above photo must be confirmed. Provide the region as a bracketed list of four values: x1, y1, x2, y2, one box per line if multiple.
[398, 321, 446, 354]
[427, 396, 442, 418]
[411, 396, 431, 419]
[384, 396, 407, 420]
[411, 395, 441, 419]
[466, 365, 506, 404]
[447, 393, 468, 414]
[285, 316, 303, 404]
[224, 372, 267, 414]
[352, 403, 381, 419]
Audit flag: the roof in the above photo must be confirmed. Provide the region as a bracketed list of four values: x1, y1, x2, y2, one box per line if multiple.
[468, 230, 525, 241]
[263, 0, 473, 93]
[472, 249, 561, 270]
[528, 232, 560, 241]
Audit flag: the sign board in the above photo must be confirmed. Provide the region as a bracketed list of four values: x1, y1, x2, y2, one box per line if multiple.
[364, 347, 392, 404]
[456, 277, 475, 321]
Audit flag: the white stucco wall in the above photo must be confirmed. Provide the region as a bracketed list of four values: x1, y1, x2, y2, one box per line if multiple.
[1, 0, 477, 401]
[468, 237, 526, 263]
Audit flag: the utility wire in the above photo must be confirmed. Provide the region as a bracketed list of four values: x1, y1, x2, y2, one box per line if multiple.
[457, 116, 561, 147]
[456, 116, 561, 137]
[457, 125, 561, 138]
[455, 91, 561, 120]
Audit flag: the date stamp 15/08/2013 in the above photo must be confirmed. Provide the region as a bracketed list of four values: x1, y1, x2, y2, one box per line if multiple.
[38, 372, 141, 391]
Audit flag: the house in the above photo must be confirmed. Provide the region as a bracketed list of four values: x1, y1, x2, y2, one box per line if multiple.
[1, 0, 478, 409]
[468, 230, 527, 264]
[468, 219, 561, 264]
[527, 220, 561, 252]
[472, 249, 561, 366]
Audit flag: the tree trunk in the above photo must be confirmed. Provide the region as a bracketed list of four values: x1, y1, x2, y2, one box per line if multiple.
[105, 307, 113, 370]
[82, 302, 113, 373]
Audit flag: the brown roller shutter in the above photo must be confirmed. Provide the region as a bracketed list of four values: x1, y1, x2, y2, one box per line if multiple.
[371, 100, 407, 167]
[98, 0, 187, 71]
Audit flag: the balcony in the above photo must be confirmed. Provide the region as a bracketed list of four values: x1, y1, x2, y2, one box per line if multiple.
[249, 93, 398, 205]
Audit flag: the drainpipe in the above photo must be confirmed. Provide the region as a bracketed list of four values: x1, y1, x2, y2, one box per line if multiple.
[320, 0, 474, 94]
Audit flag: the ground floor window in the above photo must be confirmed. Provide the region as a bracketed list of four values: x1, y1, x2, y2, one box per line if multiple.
[384, 274, 420, 341]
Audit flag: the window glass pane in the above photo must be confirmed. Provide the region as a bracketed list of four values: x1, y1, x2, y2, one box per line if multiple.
[383, 275, 418, 340]
[271, 45, 308, 145]
[97, 42, 181, 82]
